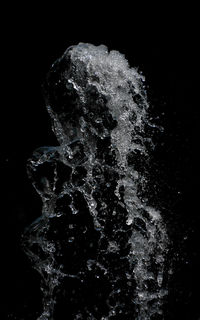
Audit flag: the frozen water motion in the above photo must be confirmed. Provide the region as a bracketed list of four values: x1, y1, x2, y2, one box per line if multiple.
[23, 43, 169, 320]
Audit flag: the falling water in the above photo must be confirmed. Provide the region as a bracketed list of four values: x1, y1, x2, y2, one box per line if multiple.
[23, 43, 169, 319]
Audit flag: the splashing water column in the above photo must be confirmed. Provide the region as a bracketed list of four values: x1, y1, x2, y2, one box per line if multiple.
[24, 43, 169, 320]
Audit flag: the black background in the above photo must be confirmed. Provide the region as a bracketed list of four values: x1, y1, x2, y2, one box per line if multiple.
[1, 7, 199, 320]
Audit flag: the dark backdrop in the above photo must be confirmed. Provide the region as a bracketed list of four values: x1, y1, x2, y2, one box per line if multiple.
[1, 10, 199, 320]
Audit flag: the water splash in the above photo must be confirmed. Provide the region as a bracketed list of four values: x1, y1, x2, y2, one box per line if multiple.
[23, 43, 169, 319]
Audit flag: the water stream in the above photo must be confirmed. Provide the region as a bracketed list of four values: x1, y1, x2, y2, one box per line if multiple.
[23, 43, 169, 320]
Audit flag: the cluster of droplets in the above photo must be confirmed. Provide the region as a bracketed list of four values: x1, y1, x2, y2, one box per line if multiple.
[24, 43, 169, 320]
